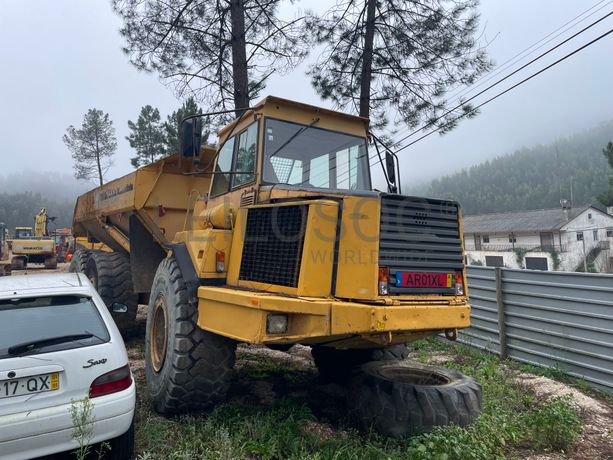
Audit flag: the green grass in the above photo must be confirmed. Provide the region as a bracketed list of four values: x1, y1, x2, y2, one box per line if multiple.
[133, 339, 584, 460]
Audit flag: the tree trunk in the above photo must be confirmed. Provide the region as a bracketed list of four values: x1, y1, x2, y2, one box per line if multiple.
[95, 131, 103, 186]
[359, 0, 377, 120]
[229, 0, 250, 116]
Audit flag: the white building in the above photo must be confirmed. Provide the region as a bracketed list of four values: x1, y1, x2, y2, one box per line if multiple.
[463, 205, 613, 272]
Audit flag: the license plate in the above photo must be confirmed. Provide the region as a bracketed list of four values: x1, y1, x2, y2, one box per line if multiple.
[397, 272, 453, 288]
[0, 373, 59, 399]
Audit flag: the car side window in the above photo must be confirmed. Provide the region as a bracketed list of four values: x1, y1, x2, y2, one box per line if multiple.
[210, 136, 236, 197]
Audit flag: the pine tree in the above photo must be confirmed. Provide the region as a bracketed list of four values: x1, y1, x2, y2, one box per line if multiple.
[113, 0, 307, 119]
[63, 109, 117, 185]
[307, 0, 491, 131]
[127, 105, 167, 168]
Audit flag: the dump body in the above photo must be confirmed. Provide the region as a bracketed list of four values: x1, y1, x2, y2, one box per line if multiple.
[72, 151, 213, 292]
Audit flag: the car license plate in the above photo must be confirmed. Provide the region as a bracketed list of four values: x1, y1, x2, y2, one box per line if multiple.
[0, 373, 59, 399]
[397, 272, 453, 288]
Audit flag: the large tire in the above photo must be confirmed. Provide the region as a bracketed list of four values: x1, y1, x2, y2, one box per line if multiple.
[349, 361, 482, 436]
[312, 344, 410, 382]
[69, 249, 92, 273]
[84, 252, 138, 335]
[145, 257, 237, 414]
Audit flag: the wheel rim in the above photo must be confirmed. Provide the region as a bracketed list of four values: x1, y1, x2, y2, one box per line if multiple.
[150, 294, 168, 373]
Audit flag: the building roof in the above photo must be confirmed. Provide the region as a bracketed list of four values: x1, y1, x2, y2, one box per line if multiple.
[462, 206, 591, 234]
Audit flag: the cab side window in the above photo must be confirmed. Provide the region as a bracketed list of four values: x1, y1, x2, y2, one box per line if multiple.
[233, 123, 257, 188]
[210, 122, 258, 197]
[210, 137, 235, 196]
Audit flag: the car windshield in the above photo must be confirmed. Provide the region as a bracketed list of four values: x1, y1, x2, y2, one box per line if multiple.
[262, 118, 371, 191]
[0, 295, 109, 359]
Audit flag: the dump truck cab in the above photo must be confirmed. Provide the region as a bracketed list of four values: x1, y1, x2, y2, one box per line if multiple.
[172, 96, 469, 350]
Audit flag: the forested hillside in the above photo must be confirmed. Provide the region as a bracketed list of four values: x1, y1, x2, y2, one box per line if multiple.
[0, 172, 92, 231]
[411, 122, 613, 215]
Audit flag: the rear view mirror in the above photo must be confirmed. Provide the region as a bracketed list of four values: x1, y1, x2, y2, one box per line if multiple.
[385, 151, 397, 190]
[111, 303, 128, 314]
[180, 117, 203, 159]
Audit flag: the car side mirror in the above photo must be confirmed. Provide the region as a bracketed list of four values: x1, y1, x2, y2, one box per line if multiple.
[180, 117, 203, 160]
[111, 303, 128, 314]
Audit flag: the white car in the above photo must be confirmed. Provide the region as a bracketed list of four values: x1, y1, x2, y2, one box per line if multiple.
[0, 273, 135, 460]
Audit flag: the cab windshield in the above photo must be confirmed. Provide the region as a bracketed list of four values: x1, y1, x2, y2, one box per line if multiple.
[262, 118, 371, 191]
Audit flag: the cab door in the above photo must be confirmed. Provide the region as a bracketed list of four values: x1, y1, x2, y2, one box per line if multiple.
[206, 121, 259, 209]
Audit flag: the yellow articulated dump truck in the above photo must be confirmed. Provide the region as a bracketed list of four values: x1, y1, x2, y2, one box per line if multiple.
[73, 96, 480, 436]
[10, 209, 57, 270]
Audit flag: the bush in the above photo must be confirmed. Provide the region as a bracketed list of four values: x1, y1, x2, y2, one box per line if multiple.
[520, 396, 582, 452]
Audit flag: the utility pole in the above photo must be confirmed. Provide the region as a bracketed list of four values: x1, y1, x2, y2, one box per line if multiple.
[582, 235, 587, 272]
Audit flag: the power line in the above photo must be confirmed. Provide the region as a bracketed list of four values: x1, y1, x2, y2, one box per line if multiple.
[389, 0, 612, 144]
[289, 16, 613, 190]
[390, 8, 613, 149]
[393, 26, 613, 155]
[431, 0, 611, 107]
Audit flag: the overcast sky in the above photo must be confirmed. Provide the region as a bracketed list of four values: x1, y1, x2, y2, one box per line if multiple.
[0, 0, 612, 191]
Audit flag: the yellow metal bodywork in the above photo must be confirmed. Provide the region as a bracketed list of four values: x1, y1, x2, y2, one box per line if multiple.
[75, 237, 112, 252]
[226, 199, 339, 297]
[174, 229, 232, 279]
[197, 286, 469, 347]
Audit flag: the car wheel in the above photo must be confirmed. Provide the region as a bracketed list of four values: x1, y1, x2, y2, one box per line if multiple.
[145, 256, 237, 414]
[84, 251, 138, 335]
[106, 420, 134, 460]
[69, 249, 92, 273]
[349, 361, 482, 436]
[311, 344, 410, 382]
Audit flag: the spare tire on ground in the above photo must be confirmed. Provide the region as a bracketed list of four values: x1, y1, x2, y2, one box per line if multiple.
[348, 361, 482, 437]
[311, 344, 410, 382]
[84, 251, 138, 335]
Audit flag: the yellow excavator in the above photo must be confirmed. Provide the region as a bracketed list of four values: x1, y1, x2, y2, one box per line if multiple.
[10, 208, 57, 270]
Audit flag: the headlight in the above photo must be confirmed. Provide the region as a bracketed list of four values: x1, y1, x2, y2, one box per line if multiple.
[266, 313, 288, 334]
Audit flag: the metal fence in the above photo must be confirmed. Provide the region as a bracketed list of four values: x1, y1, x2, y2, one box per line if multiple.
[464, 266, 613, 393]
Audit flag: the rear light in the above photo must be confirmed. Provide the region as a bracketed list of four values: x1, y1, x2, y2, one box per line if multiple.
[455, 271, 464, 296]
[89, 364, 132, 398]
[378, 267, 389, 295]
[216, 251, 225, 273]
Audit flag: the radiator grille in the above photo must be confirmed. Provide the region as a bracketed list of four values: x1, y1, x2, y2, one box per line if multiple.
[379, 194, 463, 294]
[239, 205, 308, 287]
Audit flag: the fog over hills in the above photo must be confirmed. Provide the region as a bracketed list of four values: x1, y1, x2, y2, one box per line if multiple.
[407, 120, 613, 215]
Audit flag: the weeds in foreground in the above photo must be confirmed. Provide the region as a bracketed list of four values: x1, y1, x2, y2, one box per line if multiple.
[132, 338, 584, 460]
[70, 397, 110, 460]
